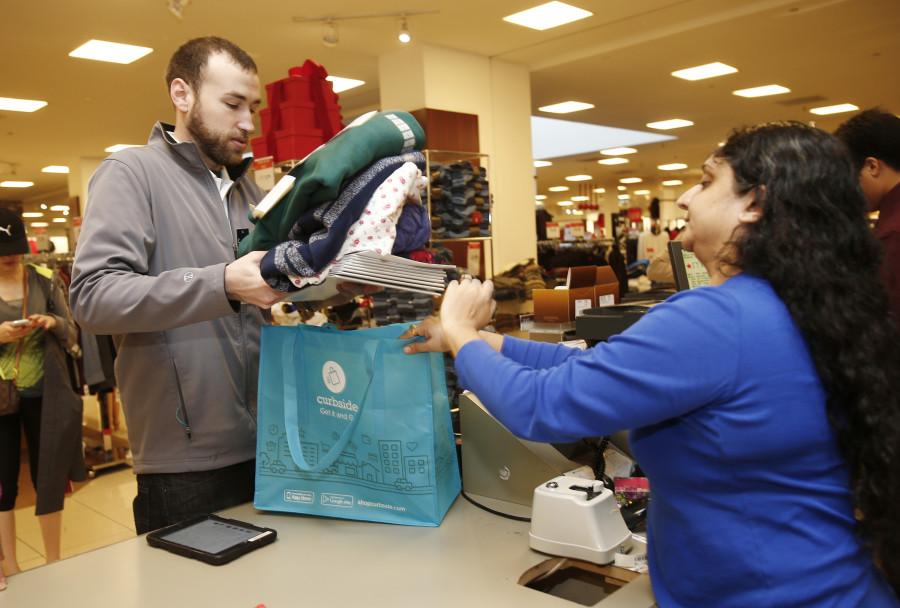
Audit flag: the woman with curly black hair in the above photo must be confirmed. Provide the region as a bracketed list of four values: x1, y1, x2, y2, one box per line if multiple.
[405, 122, 900, 606]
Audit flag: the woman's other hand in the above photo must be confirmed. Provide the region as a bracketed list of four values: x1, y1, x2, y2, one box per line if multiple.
[27, 314, 56, 331]
[400, 316, 447, 354]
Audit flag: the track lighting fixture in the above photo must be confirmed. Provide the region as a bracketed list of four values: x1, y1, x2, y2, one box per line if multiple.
[398, 16, 411, 44]
[322, 20, 339, 47]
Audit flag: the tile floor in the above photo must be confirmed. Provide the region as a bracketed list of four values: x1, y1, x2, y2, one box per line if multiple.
[11, 466, 137, 573]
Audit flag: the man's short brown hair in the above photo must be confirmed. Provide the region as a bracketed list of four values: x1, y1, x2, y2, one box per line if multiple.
[165, 36, 257, 92]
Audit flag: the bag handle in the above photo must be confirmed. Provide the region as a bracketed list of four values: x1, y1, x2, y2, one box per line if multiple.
[282, 331, 379, 473]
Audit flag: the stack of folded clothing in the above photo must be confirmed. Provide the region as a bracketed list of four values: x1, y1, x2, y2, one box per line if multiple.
[370, 289, 435, 326]
[429, 160, 490, 239]
[239, 111, 450, 297]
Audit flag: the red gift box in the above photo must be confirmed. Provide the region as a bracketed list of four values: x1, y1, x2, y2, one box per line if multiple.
[279, 101, 317, 133]
[275, 128, 325, 162]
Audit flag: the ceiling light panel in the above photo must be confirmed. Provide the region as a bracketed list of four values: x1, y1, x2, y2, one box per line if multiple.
[662, 179, 683, 186]
[0, 181, 33, 188]
[326, 76, 365, 93]
[633, 189, 650, 195]
[557, 200, 573, 206]
[597, 157, 628, 166]
[809, 103, 859, 115]
[41, 165, 70, 174]
[538, 101, 594, 114]
[0, 97, 48, 112]
[69, 39, 153, 64]
[658, 163, 688, 171]
[647, 119, 694, 130]
[619, 177, 642, 184]
[733, 84, 791, 98]
[593, 188, 605, 193]
[52, 218, 67, 223]
[50, 205, 70, 211]
[536, 194, 547, 200]
[22, 212, 43, 218]
[534, 160, 553, 167]
[571, 196, 589, 201]
[565, 174, 592, 182]
[671, 62, 737, 81]
[503, 2, 593, 31]
[600, 147, 636, 156]
[548, 186, 569, 192]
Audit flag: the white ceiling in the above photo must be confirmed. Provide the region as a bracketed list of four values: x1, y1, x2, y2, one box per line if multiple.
[1, 0, 898, 221]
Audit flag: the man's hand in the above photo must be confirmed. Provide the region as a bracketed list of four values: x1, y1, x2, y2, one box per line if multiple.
[225, 251, 285, 308]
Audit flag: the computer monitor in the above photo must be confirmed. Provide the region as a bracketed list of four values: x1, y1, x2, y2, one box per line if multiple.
[668, 240, 711, 291]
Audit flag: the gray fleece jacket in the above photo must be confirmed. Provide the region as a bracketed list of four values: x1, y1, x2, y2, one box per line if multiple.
[70, 122, 265, 474]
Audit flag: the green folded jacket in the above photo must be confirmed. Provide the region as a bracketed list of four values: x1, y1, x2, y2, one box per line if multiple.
[239, 110, 426, 255]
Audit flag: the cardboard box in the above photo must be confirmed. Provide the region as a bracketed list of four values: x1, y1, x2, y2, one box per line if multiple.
[533, 265, 619, 322]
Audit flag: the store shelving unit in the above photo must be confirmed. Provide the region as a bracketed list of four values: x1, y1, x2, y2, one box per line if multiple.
[424, 149, 493, 279]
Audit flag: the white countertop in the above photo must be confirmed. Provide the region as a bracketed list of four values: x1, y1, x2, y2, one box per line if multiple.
[3, 497, 654, 608]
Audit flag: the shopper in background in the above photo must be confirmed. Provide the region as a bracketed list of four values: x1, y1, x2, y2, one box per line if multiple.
[69, 37, 284, 534]
[0, 209, 85, 574]
[835, 107, 900, 320]
[404, 123, 900, 606]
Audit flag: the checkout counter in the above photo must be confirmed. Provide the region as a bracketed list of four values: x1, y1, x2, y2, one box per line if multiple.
[5, 496, 655, 608]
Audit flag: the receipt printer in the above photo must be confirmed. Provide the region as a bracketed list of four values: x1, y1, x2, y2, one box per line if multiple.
[529, 475, 631, 565]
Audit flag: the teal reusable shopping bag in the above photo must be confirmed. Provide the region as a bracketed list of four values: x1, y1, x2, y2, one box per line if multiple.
[254, 323, 461, 526]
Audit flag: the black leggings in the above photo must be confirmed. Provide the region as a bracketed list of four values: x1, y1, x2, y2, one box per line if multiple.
[0, 396, 42, 511]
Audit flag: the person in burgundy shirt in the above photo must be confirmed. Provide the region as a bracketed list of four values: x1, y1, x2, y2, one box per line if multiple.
[836, 108, 900, 321]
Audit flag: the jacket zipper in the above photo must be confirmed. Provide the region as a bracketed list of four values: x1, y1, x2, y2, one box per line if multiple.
[226, 182, 252, 422]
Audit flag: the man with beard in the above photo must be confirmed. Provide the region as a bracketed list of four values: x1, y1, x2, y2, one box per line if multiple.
[70, 37, 284, 533]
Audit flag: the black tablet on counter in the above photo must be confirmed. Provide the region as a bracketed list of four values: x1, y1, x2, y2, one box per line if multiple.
[146, 514, 277, 565]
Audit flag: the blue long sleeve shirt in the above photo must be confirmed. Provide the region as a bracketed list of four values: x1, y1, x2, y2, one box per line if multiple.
[455, 274, 896, 607]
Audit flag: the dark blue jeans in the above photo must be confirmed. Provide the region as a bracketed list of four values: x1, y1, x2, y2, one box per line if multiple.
[133, 459, 255, 534]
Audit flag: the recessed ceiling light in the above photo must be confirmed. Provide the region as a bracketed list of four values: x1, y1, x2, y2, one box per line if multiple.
[539, 101, 594, 114]
[22, 212, 43, 218]
[548, 186, 569, 192]
[809, 103, 859, 116]
[40, 203, 47, 209]
[593, 187, 605, 193]
[733, 84, 791, 98]
[52, 218, 67, 223]
[658, 163, 688, 171]
[600, 147, 637, 156]
[571, 195, 589, 201]
[69, 39, 153, 64]
[647, 119, 694, 130]
[536, 194, 547, 200]
[105, 144, 142, 153]
[634, 189, 651, 195]
[572, 209, 584, 215]
[617, 194, 630, 200]
[671, 62, 737, 81]
[619, 177, 642, 184]
[325, 76, 365, 93]
[41, 165, 70, 174]
[617, 186, 627, 191]
[0, 181, 33, 188]
[557, 200, 573, 206]
[50, 205, 70, 212]
[597, 157, 628, 166]
[534, 160, 553, 168]
[0, 97, 48, 113]
[30, 222, 49, 228]
[662, 179, 683, 186]
[565, 174, 592, 182]
[503, 2, 593, 31]
[63, 210, 70, 216]
[565, 209, 572, 214]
